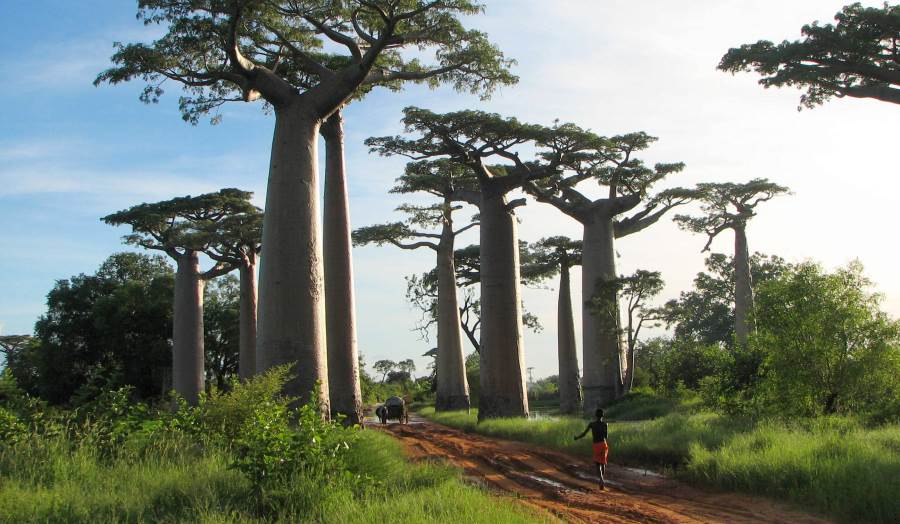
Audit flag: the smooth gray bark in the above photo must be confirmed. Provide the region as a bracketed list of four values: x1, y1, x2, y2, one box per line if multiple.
[733, 225, 754, 346]
[581, 214, 624, 412]
[435, 215, 470, 411]
[257, 107, 329, 411]
[557, 264, 582, 415]
[173, 251, 205, 405]
[238, 255, 257, 381]
[478, 189, 528, 420]
[322, 110, 362, 425]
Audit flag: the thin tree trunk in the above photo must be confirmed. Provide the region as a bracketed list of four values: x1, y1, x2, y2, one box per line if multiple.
[478, 189, 528, 420]
[173, 251, 204, 405]
[581, 213, 624, 413]
[733, 225, 755, 346]
[321, 110, 362, 425]
[557, 263, 582, 415]
[435, 216, 470, 411]
[257, 106, 329, 412]
[238, 254, 257, 381]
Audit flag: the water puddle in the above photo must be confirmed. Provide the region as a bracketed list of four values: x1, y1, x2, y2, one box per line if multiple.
[524, 474, 568, 490]
[573, 470, 623, 488]
[623, 467, 664, 478]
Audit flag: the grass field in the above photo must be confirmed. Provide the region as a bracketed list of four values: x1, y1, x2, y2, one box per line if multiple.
[0, 423, 552, 523]
[419, 395, 900, 524]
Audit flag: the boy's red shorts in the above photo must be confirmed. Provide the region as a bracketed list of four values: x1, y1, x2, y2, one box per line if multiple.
[592, 441, 609, 465]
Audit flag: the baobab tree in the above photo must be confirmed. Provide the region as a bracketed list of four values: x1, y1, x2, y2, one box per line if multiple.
[674, 179, 789, 346]
[353, 160, 478, 411]
[525, 129, 693, 411]
[368, 108, 588, 419]
[529, 236, 584, 414]
[102, 189, 257, 404]
[199, 210, 263, 381]
[96, 1, 516, 408]
[720, 2, 900, 107]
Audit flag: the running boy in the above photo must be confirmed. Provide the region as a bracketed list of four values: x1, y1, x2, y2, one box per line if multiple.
[574, 408, 608, 489]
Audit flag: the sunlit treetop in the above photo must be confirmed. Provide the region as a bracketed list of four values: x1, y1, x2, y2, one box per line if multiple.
[96, 0, 517, 124]
[719, 2, 900, 107]
[529, 236, 583, 276]
[367, 107, 594, 195]
[102, 188, 259, 276]
[674, 179, 790, 251]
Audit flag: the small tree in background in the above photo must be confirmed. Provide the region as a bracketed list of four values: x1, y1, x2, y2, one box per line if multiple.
[674, 179, 789, 346]
[720, 3, 900, 107]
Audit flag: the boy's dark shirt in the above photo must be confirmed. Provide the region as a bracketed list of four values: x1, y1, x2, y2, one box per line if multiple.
[586, 420, 608, 443]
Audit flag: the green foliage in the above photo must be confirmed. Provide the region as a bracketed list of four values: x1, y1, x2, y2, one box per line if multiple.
[204, 275, 241, 389]
[8, 253, 174, 404]
[752, 261, 900, 419]
[96, 1, 517, 124]
[719, 2, 900, 107]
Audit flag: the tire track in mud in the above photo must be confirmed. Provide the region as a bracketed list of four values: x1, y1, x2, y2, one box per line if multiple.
[377, 419, 831, 524]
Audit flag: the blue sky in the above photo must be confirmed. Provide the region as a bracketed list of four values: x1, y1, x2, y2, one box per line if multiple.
[2, 1, 897, 378]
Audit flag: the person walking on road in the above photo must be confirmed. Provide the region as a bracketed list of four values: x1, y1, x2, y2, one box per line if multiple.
[574, 408, 609, 490]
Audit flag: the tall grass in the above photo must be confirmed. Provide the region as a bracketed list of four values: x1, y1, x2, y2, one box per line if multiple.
[0, 424, 551, 523]
[419, 405, 900, 523]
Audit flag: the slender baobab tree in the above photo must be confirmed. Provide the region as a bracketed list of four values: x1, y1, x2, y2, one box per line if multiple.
[353, 160, 479, 411]
[720, 3, 900, 107]
[674, 179, 790, 346]
[102, 189, 257, 404]
[368, 108, 588, 419]
[200, 210, 263, 381]
[525, 130, 693, 411]
[97, 1, 516, 407]
[530, 236, 584, 414]
[616, 270, 664, 392]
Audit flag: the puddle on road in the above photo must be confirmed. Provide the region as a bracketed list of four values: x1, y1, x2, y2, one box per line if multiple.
[573, 470, 623, 488]
[524, 474, 568, 490]
[623, 467, 664, 478]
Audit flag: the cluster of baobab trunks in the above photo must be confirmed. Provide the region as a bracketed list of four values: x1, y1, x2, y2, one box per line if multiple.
[96, 1, 792, 421]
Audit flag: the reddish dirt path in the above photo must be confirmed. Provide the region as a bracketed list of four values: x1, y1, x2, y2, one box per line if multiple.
[377, 418, 831, 524]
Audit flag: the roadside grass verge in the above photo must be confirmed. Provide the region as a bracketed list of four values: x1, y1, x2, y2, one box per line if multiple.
[418, 404, 900, 524]
[0, 427, 551, 523]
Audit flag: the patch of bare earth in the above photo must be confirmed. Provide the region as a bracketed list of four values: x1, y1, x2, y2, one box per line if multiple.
[377, 419, 831, 524]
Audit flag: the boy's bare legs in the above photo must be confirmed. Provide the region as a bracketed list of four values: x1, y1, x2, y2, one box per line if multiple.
[595, 462, 606, 490]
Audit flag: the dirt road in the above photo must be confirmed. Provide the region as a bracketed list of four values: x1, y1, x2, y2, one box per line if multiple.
[378, 418, 830, 524]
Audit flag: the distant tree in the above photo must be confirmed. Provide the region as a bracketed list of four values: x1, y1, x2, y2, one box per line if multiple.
[663, 252, 791, 346]
[369, 108, 589, 419]
[674, 179, 790, 346]
[354, 160, 478, 411]
[0, 336, 32, 363]
[8, 253, 174, 404]
[529, 236, 583, 414]
[102, 189, 256, 404]
[720, 3, 900, 107]
[617, 270, 665, 392]
[97, 1, 516, 410]
[526, 127, 694, 410]
[373, 360, 397, 384]
[397, 359, 417, 378]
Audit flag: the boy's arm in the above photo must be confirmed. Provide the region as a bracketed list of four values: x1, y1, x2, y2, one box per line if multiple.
[574, 424, 591, 440]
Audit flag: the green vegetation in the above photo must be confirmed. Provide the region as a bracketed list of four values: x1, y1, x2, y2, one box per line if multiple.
[0, 369, 547, 524]
[419, 396, 900, 523]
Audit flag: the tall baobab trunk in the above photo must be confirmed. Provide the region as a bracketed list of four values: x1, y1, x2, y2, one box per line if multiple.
[238, 253, 257, 381]
[581, 212, 624, 412]
[435, 212, 470, 411]
[321, 110, 362, 425]
[173, 251, 205, 405]
[478, 190, 528, 420]
[557, 263, 582, 415]
[733, 225, 755, 346]
[257, 107, 329, 412]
